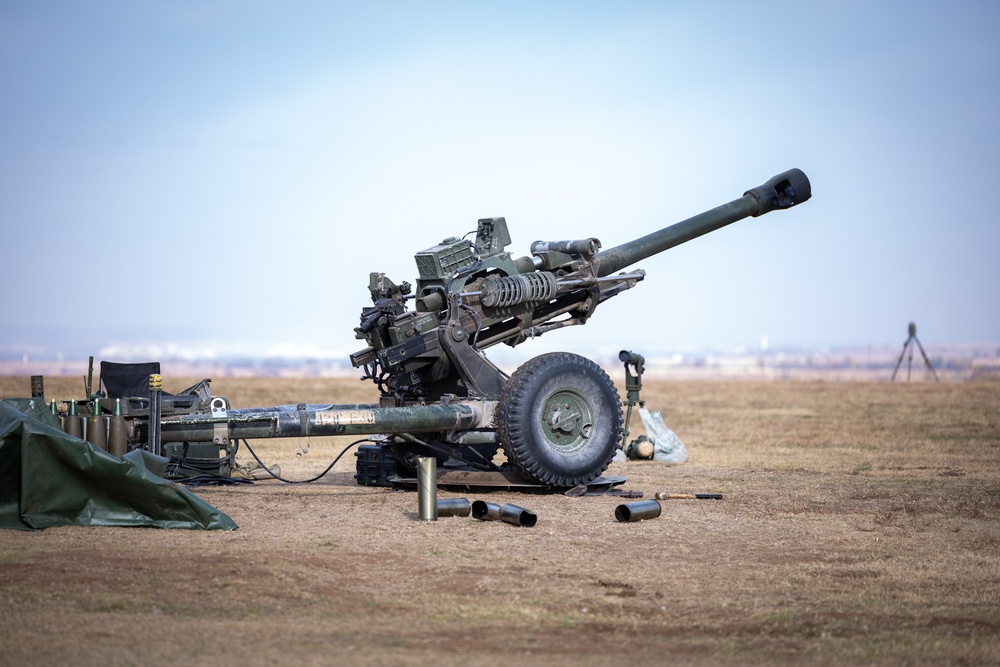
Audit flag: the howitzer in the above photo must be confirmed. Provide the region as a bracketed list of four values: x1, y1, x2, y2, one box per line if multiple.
[74, 168, 810, 487]
[341, 167, 810, 485]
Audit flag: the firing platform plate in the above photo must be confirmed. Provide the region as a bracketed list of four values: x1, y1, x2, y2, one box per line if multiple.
[390, 470, 627, 494]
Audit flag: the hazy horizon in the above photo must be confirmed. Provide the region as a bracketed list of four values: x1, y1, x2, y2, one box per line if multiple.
[2, 2, 998, 358]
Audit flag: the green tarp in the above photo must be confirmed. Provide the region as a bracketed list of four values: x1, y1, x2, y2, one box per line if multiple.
[0, 398, 237, 531]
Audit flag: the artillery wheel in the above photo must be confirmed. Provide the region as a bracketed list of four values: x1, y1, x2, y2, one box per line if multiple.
[497, 352, 622, 486]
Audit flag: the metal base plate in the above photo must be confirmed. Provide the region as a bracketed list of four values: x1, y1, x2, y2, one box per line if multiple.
[390, 470, 627, 493]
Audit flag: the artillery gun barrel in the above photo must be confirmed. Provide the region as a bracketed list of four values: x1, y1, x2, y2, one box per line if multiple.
[158, 402, 488, 443]
[594, 168, 810, 278]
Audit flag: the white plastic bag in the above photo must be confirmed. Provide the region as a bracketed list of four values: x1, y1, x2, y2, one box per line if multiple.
[639, 406, 688, 464]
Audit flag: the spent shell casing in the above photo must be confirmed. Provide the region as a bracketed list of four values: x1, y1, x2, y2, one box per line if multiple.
[417, 456, 437, 521]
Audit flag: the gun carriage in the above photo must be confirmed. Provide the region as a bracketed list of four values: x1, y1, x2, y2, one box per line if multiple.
[64, 169, 812, 487]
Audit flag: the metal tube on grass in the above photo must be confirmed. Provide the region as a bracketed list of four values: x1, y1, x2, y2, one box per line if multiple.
[436, 498, 471, 517]
[615, 499, 662, 523]
[417, 456, 437, 521]
[472, 501, 537, 527]
[471, 500, 501, 521]
[499, 503, 537, 527]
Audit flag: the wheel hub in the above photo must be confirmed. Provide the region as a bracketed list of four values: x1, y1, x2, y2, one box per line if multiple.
[541, 389, 594, 453]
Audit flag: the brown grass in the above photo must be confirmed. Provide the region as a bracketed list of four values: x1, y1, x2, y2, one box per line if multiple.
[1, 375, 998, 666]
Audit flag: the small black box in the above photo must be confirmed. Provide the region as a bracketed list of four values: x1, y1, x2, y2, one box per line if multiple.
[354, 444, 398, 486]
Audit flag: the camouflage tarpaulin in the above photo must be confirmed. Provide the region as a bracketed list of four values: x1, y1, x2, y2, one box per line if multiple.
[0, 398, 237, 531]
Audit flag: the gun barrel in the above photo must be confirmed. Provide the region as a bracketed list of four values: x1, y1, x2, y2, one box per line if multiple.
[595, 168, 810, 278]
[158, 402, 489, 442]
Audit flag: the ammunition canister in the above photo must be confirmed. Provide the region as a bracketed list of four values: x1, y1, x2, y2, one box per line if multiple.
[417, 456, 437, 521]
[86, 401, 107, 451]
[50, 400, 63, 431]
[614, 499, 662, 523]
[108, 398, 128, 458]
[64, 400, 83, 439]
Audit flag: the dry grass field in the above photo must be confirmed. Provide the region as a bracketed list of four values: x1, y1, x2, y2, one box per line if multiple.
[1, 374, 998, 666]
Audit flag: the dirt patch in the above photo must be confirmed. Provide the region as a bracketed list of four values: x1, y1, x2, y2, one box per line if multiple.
[1, 377, 999, 666]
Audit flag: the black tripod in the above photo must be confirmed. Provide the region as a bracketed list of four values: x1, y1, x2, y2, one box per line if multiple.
[891, 322, 938, 382]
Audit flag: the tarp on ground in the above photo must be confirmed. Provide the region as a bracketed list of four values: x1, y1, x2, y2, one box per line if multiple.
[0, 398, 237, 531]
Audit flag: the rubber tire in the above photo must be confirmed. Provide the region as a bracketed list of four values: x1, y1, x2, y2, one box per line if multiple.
[497, 352, 622, 486]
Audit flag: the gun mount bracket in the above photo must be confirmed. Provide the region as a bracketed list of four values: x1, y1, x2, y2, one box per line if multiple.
[210, 397, 230, 445]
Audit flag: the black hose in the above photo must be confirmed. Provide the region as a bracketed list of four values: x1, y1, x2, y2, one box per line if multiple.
[240, 438, 370, 484]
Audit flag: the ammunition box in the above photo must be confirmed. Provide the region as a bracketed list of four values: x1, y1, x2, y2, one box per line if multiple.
[414, 238, 475, 279]
[354, 444, 398, 486]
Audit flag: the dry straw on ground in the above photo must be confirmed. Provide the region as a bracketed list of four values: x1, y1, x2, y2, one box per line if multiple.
[1, 375, 998, 666]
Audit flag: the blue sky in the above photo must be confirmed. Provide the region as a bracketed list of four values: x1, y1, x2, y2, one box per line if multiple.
[1, 1, 998, 362]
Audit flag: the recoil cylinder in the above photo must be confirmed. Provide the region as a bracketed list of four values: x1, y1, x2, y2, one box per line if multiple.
[480, 272, 558, 308]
